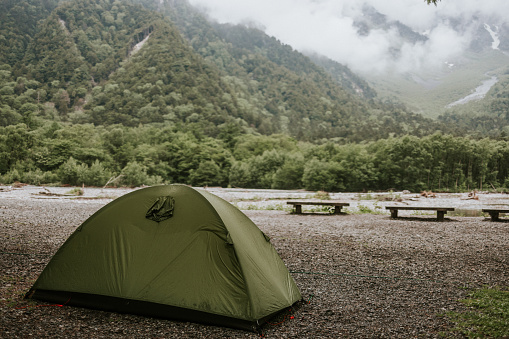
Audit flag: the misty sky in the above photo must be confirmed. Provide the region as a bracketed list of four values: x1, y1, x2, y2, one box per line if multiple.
[188, 0, 508, 74]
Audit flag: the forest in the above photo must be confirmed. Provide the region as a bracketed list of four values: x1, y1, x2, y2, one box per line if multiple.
[1, 0, 509, 192]
[2, 121, 509, 192]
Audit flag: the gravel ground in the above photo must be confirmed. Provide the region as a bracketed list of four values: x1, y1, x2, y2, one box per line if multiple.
[1, 187, 508, 338]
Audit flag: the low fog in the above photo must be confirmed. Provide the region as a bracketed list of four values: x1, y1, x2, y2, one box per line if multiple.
[188, 0, 508, 74]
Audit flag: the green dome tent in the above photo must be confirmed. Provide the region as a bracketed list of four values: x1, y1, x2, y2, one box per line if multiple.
[25, 184, 301, 331]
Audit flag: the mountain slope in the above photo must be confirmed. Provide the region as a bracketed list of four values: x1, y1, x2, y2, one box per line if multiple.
[349, 5, 509, 122]
[438, 68, 509, 137]
[138, 0, 452, 140]
[85, 19, 242, 129]
[1, 0, 459, 142]
[20, 0, 161, 107]
[0, 0, 60, 68]
[306, 52, 377, 99]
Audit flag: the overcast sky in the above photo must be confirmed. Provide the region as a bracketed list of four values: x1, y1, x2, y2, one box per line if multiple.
[188, 0, 507, 74]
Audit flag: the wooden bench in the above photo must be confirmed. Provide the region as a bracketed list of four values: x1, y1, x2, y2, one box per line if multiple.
[482, 208, 509, 221]
[287, 200, 350, 214]
[385, 206, 455, 221]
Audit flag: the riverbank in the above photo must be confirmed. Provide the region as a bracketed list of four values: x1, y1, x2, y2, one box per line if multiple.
[1, 187, 508, 337]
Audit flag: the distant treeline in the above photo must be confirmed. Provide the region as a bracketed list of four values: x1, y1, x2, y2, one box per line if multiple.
[2, 122, 508, 192]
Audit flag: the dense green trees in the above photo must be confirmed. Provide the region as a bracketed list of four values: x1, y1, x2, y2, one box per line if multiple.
[157, 0, 456, 141]
[0, 0, 60, 67]
[0, 0, 485, 141]
[1, 120, 509, 192]
[2, 0, 509, 192]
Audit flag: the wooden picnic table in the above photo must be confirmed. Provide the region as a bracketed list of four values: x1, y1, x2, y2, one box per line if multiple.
[287, 200, 350, 214]
[385, 206, 455, 221]
[482, 208, 509, 221]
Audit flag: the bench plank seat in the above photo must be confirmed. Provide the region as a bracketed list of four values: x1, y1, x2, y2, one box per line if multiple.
[287, 200, 349, 214]
[482, 208, 509, 221]
[385, 206, 455, 221]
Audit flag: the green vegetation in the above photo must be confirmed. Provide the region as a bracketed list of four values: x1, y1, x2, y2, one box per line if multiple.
[313, 191, 331, 200]
[0, 0, 458, 142]
[2, 0, 509, 192]
[65, 187, 84, 196]
[440, 69, 509, 137]
[2, 123, 509, 191]
[446, 287, 509, 338]
[355, 204, 374, 214]
[366, 51, 509, 120]
[243, 203, 289, 211]
[346, 203, 384, 215]
[307, 206, 335, 214]
[356, 192, 401, 201]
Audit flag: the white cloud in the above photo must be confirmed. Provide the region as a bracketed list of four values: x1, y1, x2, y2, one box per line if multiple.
[188, 0, 506, 73]
[396, 24, 470, 73]
[438, 0, 509, 19]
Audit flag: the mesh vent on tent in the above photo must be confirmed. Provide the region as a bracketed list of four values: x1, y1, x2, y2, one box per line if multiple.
[146, 196, 175, 222]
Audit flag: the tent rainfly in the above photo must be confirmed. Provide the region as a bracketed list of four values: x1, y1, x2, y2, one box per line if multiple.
[25, 184, 301, 331]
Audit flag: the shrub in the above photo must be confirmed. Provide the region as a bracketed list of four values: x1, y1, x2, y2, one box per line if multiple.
[314, 191, 331, 200]
[229, 161, 253, 188]
[272, 159, 304, 190]
[80, 160, 112, 186]
[21, 169, 59, 185]
[302, 159, 344, 192]
[189, 160, 223, 187]
[446, 287, 509, 338]
[120, 161, 162, 187]
[0, 168, 21, 184]
[58, 157, 87, 185]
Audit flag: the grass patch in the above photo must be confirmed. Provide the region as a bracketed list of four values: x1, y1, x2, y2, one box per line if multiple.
[357, 204, 374, 214]
[286, 205, 334, 214]
[356, 191, 402, 202]
[376, 192, 402, 202]
[72, 195, 118, 200]
[307, 205, 335, 213]
[311, 191, 331, 200]
[345, 203, 386, 215]
[355, 193, 374, 200]
[65, 187, 84, 196]
[242, 203, 290, 211]
[448, 209, 485, 217]
[411, 210, 435, 216]
[445, 287, 509, 338]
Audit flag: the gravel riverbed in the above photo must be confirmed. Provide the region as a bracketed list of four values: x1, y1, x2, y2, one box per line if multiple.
[1, 186, 508, 338]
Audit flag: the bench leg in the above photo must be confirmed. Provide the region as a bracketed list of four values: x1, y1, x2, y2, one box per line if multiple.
[390, 209, 398, 218]
[437, 211, 445, 221]
[334, 206, 342, 214]
[295, 205, 302, 214]
[489, 212, 499, 221]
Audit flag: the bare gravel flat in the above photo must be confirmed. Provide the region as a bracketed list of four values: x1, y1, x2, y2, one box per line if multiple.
[1, 188, 508, 338]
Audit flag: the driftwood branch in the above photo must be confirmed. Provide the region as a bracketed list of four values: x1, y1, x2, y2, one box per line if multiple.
[103, 175, 123, 188]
